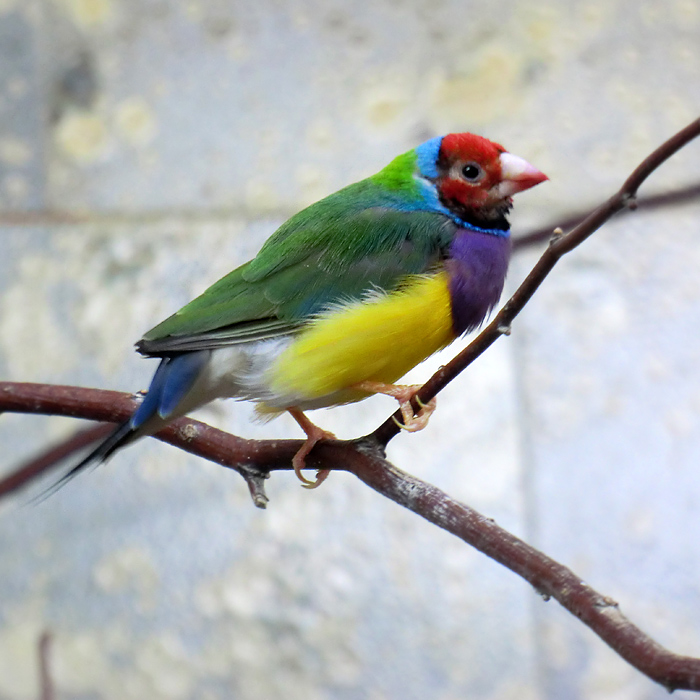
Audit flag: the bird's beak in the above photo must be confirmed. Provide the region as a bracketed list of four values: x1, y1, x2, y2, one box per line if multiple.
[496, 152, 548, 198]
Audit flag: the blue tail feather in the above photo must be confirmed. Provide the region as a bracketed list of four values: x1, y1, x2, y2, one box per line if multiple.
[129, 357, 171, 430]
[130, 351, 208, 429]
[157, 351, 208, 419]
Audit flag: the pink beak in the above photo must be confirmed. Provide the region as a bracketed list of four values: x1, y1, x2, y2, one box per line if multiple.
[496, 152, 548, 197]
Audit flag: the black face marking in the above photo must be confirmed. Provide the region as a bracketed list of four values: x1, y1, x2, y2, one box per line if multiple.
[439, 194, 512, 231]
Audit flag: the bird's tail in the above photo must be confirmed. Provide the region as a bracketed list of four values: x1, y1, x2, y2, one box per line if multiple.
[43, 350, 210, 497]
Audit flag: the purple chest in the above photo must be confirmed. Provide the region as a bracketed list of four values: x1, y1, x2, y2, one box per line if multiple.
[445, 230, 511, 335]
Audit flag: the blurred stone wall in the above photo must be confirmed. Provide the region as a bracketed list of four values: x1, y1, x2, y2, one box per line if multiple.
[1, 0, 699, 698]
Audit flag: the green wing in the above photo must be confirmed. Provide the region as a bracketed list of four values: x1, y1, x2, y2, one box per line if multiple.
[138, 182, 453, 356]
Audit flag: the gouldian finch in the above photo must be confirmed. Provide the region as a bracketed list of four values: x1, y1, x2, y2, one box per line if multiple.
[57, 133, 547, 489]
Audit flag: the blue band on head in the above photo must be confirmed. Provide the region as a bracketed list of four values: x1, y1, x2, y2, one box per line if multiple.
[415, 136, 443, 179]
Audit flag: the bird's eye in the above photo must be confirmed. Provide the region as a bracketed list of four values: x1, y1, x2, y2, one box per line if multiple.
[461, 163, 483, 181]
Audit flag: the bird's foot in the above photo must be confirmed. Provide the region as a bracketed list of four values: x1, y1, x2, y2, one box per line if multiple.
[353, 381, 437, 432]
[287, 407, 336, 489]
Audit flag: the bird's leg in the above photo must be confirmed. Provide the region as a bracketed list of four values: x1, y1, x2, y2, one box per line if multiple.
[353, 381, 437, 432]
[287, 407, 336, 489]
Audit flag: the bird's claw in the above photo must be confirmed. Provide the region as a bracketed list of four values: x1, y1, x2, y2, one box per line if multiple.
[354, 381, 437, 432]
[288, 407, 335, 489]
[292, 443, 333, 489]
[300, 468, 331, 490]
[391, 393, 437, 432]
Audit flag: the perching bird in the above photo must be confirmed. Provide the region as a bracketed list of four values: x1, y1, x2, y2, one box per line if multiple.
[56, 133, 547, 490]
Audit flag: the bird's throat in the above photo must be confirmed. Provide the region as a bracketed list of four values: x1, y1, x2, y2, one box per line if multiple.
[440, 195, 512, 232]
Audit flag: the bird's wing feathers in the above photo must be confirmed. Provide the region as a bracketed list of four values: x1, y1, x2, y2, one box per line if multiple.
[138, 197, 453, 356]
[137, 319, 303, 353]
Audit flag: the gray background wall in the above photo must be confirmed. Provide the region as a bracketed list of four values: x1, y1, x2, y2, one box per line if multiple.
[1, 0, 700, 698]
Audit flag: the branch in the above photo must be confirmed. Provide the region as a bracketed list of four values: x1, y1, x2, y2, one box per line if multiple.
[0, 383, 306, 507]
[3, 382, 700, 691]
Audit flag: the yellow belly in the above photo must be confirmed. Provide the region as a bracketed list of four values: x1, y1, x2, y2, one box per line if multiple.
[264, 270, 456, 409]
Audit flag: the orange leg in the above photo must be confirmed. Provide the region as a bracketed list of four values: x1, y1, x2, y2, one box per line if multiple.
[287, 407, 336, 489]
[353, 381, 437, 432]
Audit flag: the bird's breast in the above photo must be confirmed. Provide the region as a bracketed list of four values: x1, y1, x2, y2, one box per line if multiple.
[262, 271, 457, 410]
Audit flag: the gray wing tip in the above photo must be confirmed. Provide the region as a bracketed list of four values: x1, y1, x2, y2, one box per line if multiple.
[135, 319, 304, 356]
[135, 338, 156, 356]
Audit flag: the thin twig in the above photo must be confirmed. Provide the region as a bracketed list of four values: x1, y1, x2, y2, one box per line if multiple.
[512, 181, 700, 251]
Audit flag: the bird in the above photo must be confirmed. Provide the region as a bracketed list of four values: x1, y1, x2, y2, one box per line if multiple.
[54, 132, 547, 491]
